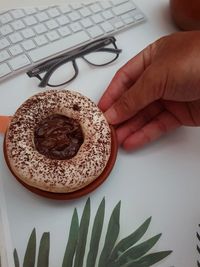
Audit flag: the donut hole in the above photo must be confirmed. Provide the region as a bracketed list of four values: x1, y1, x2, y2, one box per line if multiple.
[34, 114, 84, 160]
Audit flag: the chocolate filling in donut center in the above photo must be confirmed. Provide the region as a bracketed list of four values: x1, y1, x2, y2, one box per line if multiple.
[34, 114, 84, 160]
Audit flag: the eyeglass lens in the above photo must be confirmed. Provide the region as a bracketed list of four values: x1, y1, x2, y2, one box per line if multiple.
[46, 61, 77, 87]
[83, 42, 119, 66]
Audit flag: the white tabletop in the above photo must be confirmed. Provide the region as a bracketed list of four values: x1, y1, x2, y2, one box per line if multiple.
[0, 1, 199, 267]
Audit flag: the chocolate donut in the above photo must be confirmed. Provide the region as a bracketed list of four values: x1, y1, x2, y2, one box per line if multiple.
[5, 90, 113, 194]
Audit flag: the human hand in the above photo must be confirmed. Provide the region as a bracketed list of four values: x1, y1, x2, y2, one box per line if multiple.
[98, 31, 200, 151]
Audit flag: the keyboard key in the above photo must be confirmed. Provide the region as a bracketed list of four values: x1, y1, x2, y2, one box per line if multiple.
[79, 7, 92, 17]
[8, 54, 31, 70]
[0, 25, 13, 36]
[28, 31, 90, 62]
[100, 2, 112, 9]
[123, 17, 135, 24]
[87, 25, 104, 38]
[80, 18, 93, 28]
[56, 15, 70, 26]
[70, 3, 82, 10]
[34, 35, 48, 46]
[134, 13, 145, 21]
[113, 20, 124, 28]
[34, 24, 48, 34]
[45, 19, 59, 30]
[21, 40, 36, 51]
[0, 38, 10, 49]
[35, 12, 49, 22]
[47, 7, 60, 18]
[23, 7, 37, 15]
[101, 21, 114, 32]
[0, 63, 11, 78]
[0, 51, 10, 63]
[23, 16, 37, 26]
[11, 20, 26, 30]
[10, 9, 25, 19]
[113, 2, 136, 15]
[46, 30, 60, 41]
[91, 14, 104, 24]
[0, 13, 12, 24]
[90, 3, 102, 13]
[38, 7, 49, 11]
[21, 28, 35, 39]
[70, 22, 82, 32]
[102, 10, 114, 20]
[59, 5, 71, 14]
[121, 13, 131, 20]
[58, 26, 71, 37]
[9, 44, 23, 56]
[68, 12, 81, 22]
[9, 32, 23, 44]
[84, 0, 96, 5]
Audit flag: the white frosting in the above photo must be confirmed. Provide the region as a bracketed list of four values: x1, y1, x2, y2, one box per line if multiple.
[5, 90, 111, 193]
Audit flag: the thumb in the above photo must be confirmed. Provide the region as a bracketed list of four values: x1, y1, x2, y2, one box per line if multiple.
[104, 66, 164, 125]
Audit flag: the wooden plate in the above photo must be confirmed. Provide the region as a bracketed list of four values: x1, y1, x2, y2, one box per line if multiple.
[4, 126, 118, 200]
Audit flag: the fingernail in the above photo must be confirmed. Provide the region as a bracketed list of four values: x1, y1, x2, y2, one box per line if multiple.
[104, 107, 118, 124]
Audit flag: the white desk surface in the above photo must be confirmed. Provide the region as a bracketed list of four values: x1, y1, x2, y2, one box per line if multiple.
[0, 1, 199, 267]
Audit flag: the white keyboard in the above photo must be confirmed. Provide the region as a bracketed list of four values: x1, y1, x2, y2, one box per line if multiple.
[0, 0, 146, 83]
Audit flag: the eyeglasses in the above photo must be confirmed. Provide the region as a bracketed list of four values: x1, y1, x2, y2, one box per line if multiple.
[27, 36, 122, 88]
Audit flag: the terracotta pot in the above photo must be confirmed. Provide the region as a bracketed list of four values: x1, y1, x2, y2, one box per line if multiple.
[170, 0, 200, 30]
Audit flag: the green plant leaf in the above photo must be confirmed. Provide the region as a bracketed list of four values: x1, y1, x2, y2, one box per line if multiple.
[121, 251, 172, 267]
[73, 198, 91, 267]
[14, 249, 20, 267]
[86, 197, 105, 267]
[37, 232, 50, 267]
[12, 199, 172, 267]
[110, 217, 151, 261]
[98, 201, 121, 267]
[62, 208, 79, 267]
[23, 228, 36, 267]
[118, 234, 162, 265]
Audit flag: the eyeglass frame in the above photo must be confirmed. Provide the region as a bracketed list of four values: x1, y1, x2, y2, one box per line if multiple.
[27, 36, 122, 88]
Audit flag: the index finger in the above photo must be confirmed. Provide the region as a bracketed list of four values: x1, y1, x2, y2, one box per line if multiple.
[98, 45, 153, 112]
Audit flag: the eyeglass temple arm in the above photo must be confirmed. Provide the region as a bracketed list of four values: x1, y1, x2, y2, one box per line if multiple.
[95, 47, 122, 53]
[27, 56, 70, 77]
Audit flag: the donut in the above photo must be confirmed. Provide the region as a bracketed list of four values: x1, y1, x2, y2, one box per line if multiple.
[4, 90, 114, 194]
